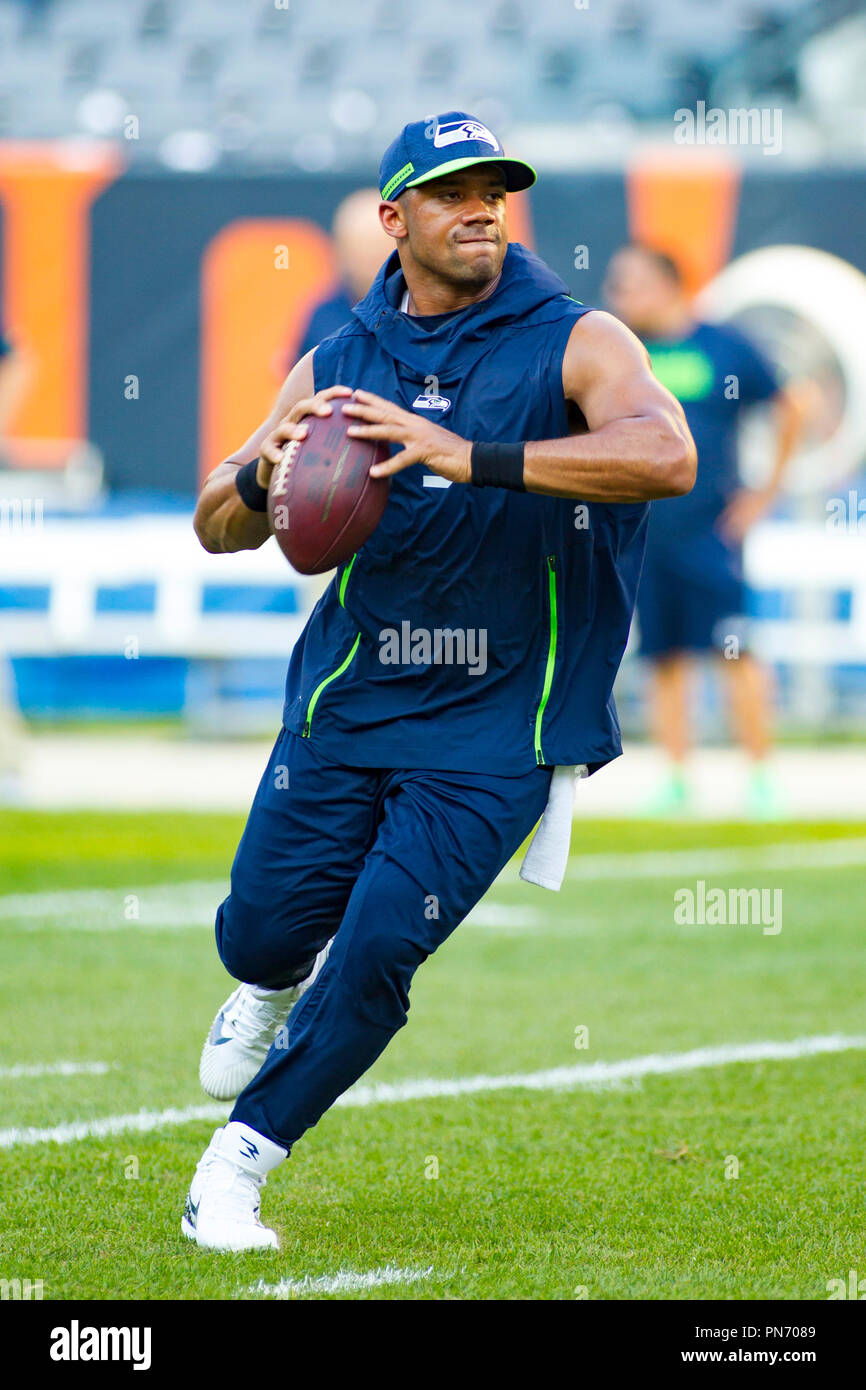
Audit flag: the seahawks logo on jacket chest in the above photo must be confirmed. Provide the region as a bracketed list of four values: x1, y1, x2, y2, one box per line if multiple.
[412, 391, 452, 413]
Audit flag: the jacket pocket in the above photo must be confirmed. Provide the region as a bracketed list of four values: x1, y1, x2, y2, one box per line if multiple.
[301, 631, 361, 737]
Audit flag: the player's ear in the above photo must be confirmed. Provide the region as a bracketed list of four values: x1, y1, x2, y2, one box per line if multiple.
[379, 198, 408, 240]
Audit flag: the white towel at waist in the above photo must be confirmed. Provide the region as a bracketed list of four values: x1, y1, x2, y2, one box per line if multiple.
[519, 764, 587, 891]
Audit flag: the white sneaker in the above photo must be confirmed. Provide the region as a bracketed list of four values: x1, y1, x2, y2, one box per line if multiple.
[199, 942, 331, 1100]
[182, 1122, 286, 1252]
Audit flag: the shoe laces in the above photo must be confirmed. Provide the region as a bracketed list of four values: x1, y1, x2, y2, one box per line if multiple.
[222, 984, 297, 1053]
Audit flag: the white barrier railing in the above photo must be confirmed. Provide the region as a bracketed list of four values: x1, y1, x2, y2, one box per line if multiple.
[0, 514, 863, 665]
[743, 521, 866, 663]
[0, 514, 322, 657]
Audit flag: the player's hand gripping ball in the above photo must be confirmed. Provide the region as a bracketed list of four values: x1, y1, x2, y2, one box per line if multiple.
[265, 386, 389, 575]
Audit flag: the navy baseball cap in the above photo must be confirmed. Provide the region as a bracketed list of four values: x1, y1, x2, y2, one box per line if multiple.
[378, 110, 536, 202]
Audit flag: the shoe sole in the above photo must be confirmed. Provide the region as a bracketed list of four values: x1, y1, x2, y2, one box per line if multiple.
[181, 1216, 278, 1252]
[198, 1042, 267, 1101]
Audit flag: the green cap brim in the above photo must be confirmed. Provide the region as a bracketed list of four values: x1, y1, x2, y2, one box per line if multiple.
[405, 155, 537, 194]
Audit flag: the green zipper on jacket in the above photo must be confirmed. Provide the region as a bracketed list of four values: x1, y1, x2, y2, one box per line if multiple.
[534, 555, 558, 766]
[302, 555, 359, 738]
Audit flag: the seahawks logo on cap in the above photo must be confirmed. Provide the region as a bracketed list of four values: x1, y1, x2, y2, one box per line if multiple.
[433, 120, 500, 151]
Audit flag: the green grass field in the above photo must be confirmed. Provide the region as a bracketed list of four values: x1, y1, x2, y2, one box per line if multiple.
[1, 810, 863, 1301]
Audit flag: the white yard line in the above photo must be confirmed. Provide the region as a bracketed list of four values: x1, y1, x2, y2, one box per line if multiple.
[464, 903, 541, 927]
[0, 886, 538, 931]
[249, 1265, 434, 1298]
[0, 881, 226, 929]
[2, 1033, 864, 1150]
[1, 837, 863, 932]
[0, 1103, 228, 1149]
[336, 1034, 866, 1106]
[0, 1061, 113, 1080]
[560, 837, 866, 883]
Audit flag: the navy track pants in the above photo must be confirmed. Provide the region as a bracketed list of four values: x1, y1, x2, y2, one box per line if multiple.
[216, 726, 552, 1152]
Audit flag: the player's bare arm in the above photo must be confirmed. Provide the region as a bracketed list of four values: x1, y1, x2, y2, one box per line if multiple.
[525, 310, 696, 501]
[343, 310, 696, 501]
[718, 381, 806, 541]
[192, 351, 352, 554]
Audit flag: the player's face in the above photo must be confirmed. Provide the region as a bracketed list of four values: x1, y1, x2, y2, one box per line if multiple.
[399, 168, 508, 288]
[603, 249, 678, 336]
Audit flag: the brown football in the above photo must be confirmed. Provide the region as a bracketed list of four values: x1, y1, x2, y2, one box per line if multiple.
[267, 403, 390, 575]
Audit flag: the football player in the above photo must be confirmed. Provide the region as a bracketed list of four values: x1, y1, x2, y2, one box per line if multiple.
[184, 112, 695, 1251]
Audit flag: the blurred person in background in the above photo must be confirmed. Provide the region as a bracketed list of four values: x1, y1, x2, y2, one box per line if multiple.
[0, 324, 27, 438]
[0, 322, 31, 802]
[603, 244, 804, 817]
[290, 188, 395, 365]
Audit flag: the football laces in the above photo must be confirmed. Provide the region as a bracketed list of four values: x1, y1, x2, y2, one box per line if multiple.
[272, 436, 301, 496]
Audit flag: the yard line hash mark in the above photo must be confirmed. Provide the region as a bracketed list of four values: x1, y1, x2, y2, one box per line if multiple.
[0, 1061, 113, 1080]
[249, 1265, 434, 1298]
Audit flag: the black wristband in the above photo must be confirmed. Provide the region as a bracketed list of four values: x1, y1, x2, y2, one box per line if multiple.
[470, 441, 526, 491]
[235, 458, 269, 513]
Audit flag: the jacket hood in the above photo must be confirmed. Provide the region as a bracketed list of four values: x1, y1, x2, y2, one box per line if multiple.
[351, 242, 572, 378]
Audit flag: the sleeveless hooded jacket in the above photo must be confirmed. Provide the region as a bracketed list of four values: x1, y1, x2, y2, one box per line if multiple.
[282, 243, 648, 775]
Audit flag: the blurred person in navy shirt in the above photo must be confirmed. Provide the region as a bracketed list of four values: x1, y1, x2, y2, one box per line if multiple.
[604, 245, 804, 817]
[0, 324, 27, 439]
[291, 188, 394, 364]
